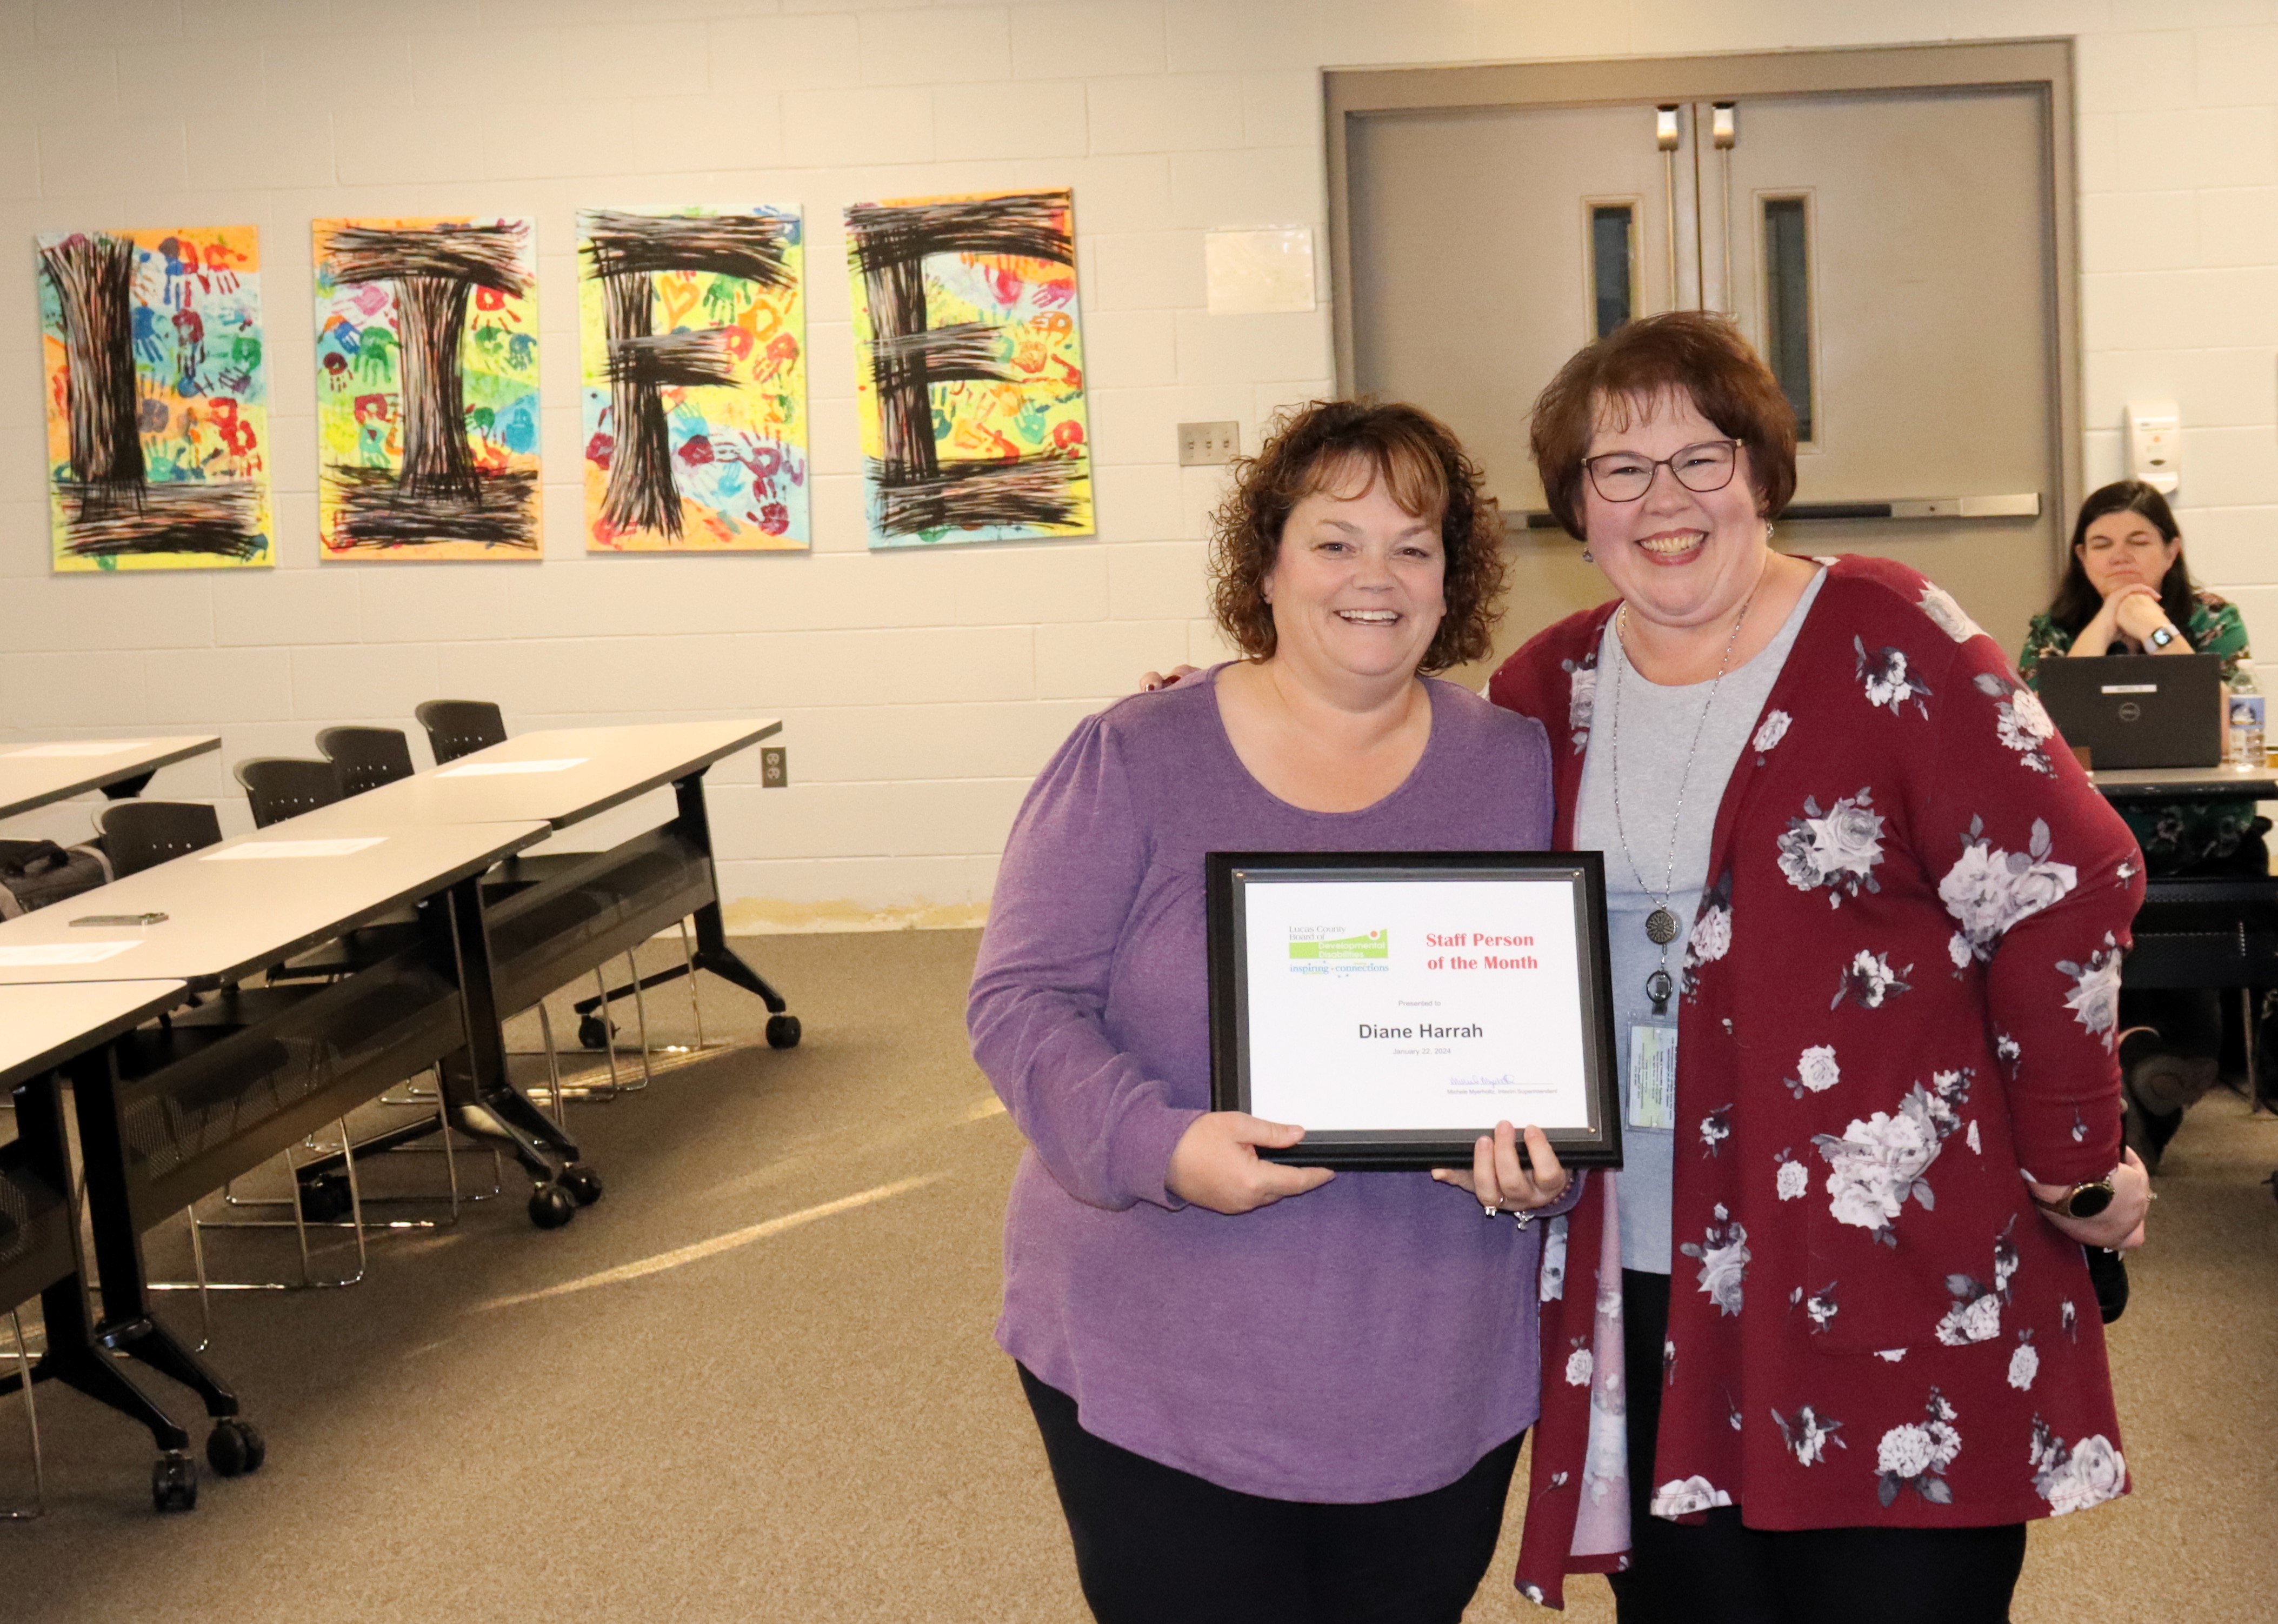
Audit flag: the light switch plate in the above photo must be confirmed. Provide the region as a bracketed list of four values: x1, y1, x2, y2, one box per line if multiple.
[1178, 421, 1241, 466]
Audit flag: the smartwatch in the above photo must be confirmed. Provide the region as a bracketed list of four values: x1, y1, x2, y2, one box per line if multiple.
[2031, 1176, 2117, 1220]
[2147, 625, 2179, 650]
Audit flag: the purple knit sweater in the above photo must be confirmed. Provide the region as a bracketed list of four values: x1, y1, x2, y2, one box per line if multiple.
[968, 669, 1562, 1502]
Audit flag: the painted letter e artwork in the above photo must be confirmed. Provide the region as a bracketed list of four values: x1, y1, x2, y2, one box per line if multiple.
[845, 188, 1093, 549]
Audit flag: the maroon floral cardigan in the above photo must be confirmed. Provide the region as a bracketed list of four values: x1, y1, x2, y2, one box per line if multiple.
[1487, 556, 2143, 1608]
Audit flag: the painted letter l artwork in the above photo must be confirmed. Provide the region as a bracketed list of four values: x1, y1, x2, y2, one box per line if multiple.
[38, 226, 273, 571]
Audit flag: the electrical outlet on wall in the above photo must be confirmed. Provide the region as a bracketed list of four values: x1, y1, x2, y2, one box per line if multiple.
[761, 747, 788, 788]
[1178, 421, 1241, 466]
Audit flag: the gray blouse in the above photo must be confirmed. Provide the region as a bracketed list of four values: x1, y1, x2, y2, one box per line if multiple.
[1574, 567, 1827, 1272]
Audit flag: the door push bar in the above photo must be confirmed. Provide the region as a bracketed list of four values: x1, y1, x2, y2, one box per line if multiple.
[1518, 493, 2041, 530]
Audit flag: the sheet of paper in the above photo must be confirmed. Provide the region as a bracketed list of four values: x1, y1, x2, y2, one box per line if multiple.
[204, 837, 387, 861]
[1241, 875, 1593, 1133]
[4, 740, 154, 758]
[0, 941, 144, 966]
[437, 757, 589, 778]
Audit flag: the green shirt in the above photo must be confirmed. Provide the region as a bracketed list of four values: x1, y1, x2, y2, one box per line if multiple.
[2019, 590, 2261, 871]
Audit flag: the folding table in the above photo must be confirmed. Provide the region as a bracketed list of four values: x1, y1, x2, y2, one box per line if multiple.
[2091, 764, 2278, 1109]
[282, 720, 800, 1051]
[0, 736, 220, 820]
[0, 820, 599, 1509]
[0, 978, 236, 1511]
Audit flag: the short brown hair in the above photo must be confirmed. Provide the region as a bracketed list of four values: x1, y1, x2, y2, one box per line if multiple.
[1208, 398, 1506, 674]
[1529, 312, 1798, 541]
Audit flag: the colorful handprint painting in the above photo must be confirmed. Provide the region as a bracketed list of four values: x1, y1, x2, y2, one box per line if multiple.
[312, 215, 542, 562]
[844, 188, 1093, 549]
[578, 205, 808, 552]
[37, 225, 272, 571]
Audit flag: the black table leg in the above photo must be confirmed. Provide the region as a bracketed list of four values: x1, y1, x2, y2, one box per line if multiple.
[570, 770, 797, 1045]
[435, 874, 598, 1228]
[66, 1048, 244, 1426]
[14, 1056, 255, 1510]
[2, 1069, 188, 1450]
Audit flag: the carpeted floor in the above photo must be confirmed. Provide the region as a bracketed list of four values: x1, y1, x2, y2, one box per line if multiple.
[0, 929, 2271, 1621]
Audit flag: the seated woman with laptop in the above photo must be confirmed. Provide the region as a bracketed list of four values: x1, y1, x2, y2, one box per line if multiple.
[2019, 479, 2261, 1166]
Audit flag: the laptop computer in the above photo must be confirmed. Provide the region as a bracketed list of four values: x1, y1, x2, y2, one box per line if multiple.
[2034, 652, 2224, 770]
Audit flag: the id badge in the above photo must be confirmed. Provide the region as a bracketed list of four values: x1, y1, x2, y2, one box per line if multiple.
[1628, 1025, 1677, 1130]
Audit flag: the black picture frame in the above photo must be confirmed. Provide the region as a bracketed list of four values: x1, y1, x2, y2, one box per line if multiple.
[1207, 850, 1622, 1171]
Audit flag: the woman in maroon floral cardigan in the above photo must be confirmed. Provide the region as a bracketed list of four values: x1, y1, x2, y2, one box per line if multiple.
[1492, 315, 2151, 1621]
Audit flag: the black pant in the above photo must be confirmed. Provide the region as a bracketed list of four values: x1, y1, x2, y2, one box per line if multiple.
[1607, 1272, 2026, 1624]
[1018, 1364, 1520, 1624]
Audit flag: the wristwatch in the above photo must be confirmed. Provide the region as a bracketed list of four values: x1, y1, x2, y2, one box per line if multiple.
[2030, 1176, 2117, 1219]
[2147, 624, 2179, 650]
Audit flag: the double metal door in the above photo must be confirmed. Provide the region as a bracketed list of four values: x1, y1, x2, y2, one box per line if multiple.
[1342, 69, 2066, 665]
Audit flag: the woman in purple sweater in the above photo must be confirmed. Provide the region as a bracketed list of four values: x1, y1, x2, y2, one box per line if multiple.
[968, 400, 1571, 1624]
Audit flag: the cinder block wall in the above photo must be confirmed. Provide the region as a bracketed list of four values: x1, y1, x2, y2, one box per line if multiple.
[3, 1, 2273, 927]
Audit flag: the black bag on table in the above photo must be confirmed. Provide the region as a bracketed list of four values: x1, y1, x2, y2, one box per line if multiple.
[0, 837, 113, 920]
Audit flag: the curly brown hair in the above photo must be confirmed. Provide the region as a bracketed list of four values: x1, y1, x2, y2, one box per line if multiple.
[1530, 311, 1798, 541]
[1208, 398, 1507, 674]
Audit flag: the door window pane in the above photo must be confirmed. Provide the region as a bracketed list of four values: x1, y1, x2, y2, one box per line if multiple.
[1762, 197, 1814, 441]
[1589, 204, 1635, 339]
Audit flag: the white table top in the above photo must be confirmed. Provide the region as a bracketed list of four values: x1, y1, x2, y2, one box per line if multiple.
[0, 736, 221, 820]
[282, 720, 780, 835]
[0, 980, 190, 1090]
[0, 822, 547, 989]
[2088, 764, 2278, 796]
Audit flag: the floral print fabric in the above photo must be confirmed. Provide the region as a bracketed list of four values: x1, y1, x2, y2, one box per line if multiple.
[1491, 557, 2140, 1608]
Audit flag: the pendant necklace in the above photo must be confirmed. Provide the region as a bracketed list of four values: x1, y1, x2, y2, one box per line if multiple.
[1607, 590, 1755, 1015]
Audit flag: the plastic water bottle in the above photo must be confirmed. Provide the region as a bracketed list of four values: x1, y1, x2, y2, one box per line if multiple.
[2227, 669, 2265, 768]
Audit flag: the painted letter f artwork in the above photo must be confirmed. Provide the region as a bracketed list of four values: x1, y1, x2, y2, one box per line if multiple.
[312, 216, 542, 562]
[578, 205, 809, 552]
[845, 188, 1093, 548]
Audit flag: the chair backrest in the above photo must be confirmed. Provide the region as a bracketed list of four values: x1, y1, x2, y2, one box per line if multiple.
[316, 725, 416, 797]
[233, 758, 342, 829]
[415, 700, 507, 766]
[99, 801, 224, 878]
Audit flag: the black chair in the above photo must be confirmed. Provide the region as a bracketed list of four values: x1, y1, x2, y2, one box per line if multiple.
[316, 727, 416, 798]
[415, 700, 507, 766]
[232, 759, 342, 829]
[99, 801, 223, 877]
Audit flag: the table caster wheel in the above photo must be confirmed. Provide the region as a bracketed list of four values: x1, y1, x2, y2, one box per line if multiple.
[561, 1163, 604, 1207]
[298, 1173, 354, 1226]
[207, 1418, 266, 1477]
[766, 1013, 802, 1050]
[152, 1453, 198, 1513]
[577, 1013, 611, 1051]
[529, 1183, 577, 1229]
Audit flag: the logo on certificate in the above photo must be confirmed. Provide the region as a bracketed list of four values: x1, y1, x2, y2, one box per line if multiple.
[1286, 926, 1388, 974]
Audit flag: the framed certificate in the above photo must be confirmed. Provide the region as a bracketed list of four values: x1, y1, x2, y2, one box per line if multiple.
[1207, 851, 1622, 1170]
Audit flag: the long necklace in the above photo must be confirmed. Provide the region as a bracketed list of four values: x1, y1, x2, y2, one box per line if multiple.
[1606, 591, 1755, 1015]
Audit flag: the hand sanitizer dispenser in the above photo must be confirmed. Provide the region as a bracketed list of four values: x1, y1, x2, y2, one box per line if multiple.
[2126, 400, 2181, 495]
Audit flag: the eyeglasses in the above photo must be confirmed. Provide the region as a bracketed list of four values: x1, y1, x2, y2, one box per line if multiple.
[1583, 440, 1743, 503]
